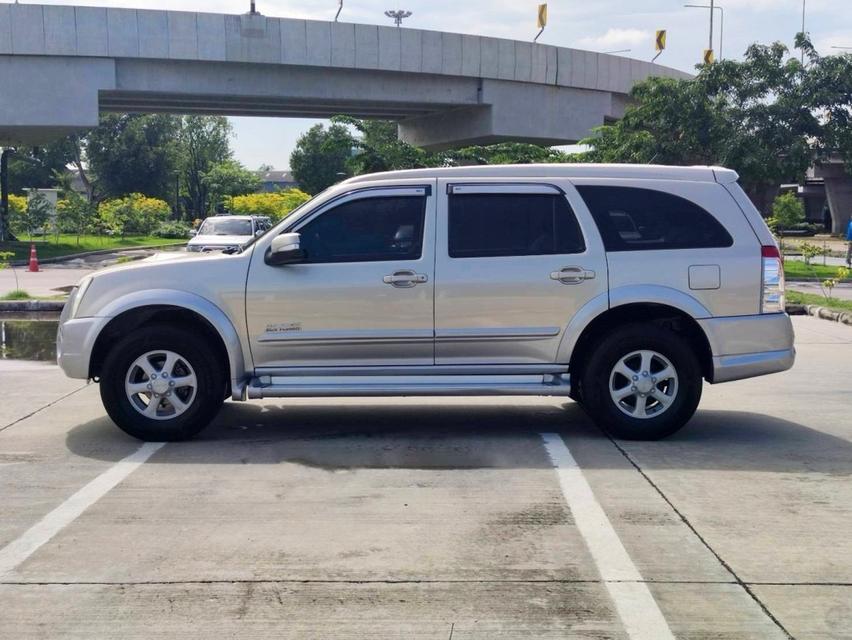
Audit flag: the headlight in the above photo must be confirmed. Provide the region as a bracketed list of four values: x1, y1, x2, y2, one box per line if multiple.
[69, 276, 93, 319]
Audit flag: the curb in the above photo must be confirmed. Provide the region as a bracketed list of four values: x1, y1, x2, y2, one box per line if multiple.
[786, 303, 852, 327]
[8, 242, 186, 267]
[0, 300, 65, 313]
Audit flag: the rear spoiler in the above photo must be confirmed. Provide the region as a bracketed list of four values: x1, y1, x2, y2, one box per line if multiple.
[711, 167, 740, 184]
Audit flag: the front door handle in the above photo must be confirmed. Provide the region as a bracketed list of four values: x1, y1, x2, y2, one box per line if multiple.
[550, 266, 596, 285]
[383, 269, 429, 288]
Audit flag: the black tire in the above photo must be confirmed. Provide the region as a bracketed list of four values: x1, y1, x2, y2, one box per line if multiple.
[99, 325, 226, 441]
[581, 323, 702, 440]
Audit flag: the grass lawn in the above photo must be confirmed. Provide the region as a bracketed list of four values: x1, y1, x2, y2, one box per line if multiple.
[787, 290, 852, 314]
[784, 260, 849, 281]
[0, 235, 185, 262]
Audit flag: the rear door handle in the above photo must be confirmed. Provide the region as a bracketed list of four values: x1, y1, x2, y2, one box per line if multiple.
[550, 266, 596, 285]
[383, 269, 429, 288]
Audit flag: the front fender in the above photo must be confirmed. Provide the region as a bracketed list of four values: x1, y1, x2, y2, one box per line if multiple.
[88, 289, 247, 398]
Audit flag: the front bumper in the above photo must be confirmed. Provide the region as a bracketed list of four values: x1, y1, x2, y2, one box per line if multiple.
[699, 313, 795, 383]
[56, 316, 104, 380]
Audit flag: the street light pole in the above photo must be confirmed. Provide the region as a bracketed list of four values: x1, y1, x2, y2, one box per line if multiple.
[684, 4, 724, 60]
[801, 0, 806, 63]
[384, 10, 412, 27]
[709, 0, 715, 53]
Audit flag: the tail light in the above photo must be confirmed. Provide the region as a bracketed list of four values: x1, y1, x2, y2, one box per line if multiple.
[761, 245, 785, 313]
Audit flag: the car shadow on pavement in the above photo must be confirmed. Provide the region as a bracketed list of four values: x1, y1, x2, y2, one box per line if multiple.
[64, 400, 852, 476]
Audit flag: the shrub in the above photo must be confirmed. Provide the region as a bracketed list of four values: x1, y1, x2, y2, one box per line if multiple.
[5, 194, 28, 237]
[799, 241, 825, 265]
[153, 220, 192, 239]
[98, 194, 171, 236]
[10, 194, 53, 240]
[0, 289, 31, 301]
[768, 192, 805, 231]
[224, 189, 312, 222]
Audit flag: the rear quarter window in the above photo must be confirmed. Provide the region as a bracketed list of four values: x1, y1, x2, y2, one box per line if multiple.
[577, 185, 733, 251]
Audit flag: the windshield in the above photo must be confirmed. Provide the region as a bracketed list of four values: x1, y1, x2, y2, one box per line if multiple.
[197, 218, 253, 236]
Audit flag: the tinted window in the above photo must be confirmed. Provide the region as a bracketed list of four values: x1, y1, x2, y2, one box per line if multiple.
[448, 193, 585, 258]
[298, 196, 426, 263]
[577, 186, 733, 251]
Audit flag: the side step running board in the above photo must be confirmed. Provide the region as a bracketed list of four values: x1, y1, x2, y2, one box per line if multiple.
[246, 374, 571, 399]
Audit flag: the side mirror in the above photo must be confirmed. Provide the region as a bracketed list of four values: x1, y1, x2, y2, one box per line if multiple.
[265, 232, 305, 266]
[255, 229, 264, 237]
[189, 230, 197, 237]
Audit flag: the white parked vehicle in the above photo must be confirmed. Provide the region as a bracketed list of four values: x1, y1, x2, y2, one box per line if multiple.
[186, 215, 271, 253]
[57, 164, 794, 442]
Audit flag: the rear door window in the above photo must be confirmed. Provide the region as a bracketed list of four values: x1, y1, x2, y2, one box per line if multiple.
[448, 193, 585, 258]
[577, 185, 733, 251]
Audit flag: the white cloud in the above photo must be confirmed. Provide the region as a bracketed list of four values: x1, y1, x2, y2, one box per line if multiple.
[578, 28, 652, 50]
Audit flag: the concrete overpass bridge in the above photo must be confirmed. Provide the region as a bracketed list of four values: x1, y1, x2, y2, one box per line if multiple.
[0, 4, 689, 149]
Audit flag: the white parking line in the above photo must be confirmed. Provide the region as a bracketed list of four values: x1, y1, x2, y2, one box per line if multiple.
[0, 442, 165, 580]
[540, 432, 675, 640]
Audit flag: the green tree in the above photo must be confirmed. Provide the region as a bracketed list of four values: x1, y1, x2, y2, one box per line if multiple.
[333, 117, 433, 174]
[86, 114, 181, 203]
[290, 123, 357, 194]
[797, 36, 852, 171]
[202, 160, 261, 212]
[5, 141, 75, 195]
[56, 192, 96, 245]
[178, 116, 233, 218]
[579, 40, 819, 213]
[444, 142, 570, 166]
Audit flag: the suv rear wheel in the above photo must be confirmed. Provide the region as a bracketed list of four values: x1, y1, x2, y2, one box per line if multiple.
[581, 324, 702, 440]
[100, 325, 225, 441]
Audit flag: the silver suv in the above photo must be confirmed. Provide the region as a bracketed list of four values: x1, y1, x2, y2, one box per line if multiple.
[186, 215, 272, 253]
[57, 165, 794, 441]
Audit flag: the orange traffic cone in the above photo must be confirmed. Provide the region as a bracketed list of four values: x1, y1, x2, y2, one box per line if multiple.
[28, 243, 39, 273]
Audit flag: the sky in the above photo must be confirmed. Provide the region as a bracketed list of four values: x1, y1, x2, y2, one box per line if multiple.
[24, 0, 852, 169]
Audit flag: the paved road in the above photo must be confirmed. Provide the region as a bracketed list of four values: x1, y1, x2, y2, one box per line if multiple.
[0, 316, 850, 639]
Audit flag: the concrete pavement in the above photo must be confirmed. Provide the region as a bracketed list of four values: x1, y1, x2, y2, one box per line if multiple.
[0, 266, 92, 298]
[0, 316, 850, 639]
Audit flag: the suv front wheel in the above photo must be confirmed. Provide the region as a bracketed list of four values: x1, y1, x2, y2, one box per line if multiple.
[100, 325, 225, 441]
[581, 324, 703, 440]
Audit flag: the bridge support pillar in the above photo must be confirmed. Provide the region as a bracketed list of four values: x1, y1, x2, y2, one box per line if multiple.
[813, 162, 852, 235]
